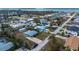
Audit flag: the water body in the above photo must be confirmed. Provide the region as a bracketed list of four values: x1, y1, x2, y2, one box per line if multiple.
[0, 8, 79, 12]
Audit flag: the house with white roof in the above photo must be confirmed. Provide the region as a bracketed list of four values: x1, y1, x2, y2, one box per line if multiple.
[10, 23, 25, 28]
[19, 28, 26, 32]
[10, 20, 26, 28]
[26, 21, 36, 27]
[74, 18, 79, 23]
[27, 18, 34, 22]
[65, 30, 78, 36]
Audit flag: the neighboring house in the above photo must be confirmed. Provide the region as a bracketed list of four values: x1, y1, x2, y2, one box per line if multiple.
[19, 28, 26, 32]
[10, 19, 27, 28]
[73, 18, 79, 23]
[34, 26, 46, 32]
[19, 20, 27, 24]
[24, 30, 38, 37]
[66, 30, 78, 36]
[10, 23, 25, 28]
[27, 18, 33, 22]
[29, 21, 36, 27]
[10, 20, 26, 28]
[0, 37, 14, 51]
[26, 21, 36, 27]
[65, 36, 79, 51]
[72, 17, 79, 25]
[0, 42, 14, 51]
[67, 26, 79, 33]
[39, 19, 48, 26]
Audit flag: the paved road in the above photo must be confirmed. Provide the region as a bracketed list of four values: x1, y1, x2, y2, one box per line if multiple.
[31, 13, 76, 51]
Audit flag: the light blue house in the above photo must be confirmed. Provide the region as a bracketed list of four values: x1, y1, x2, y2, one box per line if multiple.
[34, 26, 46, 32]
[0, 37, 14, 51]
[0, 42, 14, 51]
[24, 30, 38, 37]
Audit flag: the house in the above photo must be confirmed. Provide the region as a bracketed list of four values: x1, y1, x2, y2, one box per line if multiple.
[34, 26, 46, 32]
[27, 18, 33, 22]
[0, 37, 14, 51]
[10, 23, 25, 28]
[65, 36, 79, 51]
[66, 30, 78, 36]
[10, 20, 26, 28]
[29, 21, 36, 27]
[19, 28, 26, 32]
[73, 18, 79, 23]
[72, 16, 79, 25]
[19, 20, 27, 24]
[24, 30, 38, 37]
[39, 19, 50, 27]
[67, 26, 79, 33]
[39, 19, 48, 26]
[26, 21, 36, 27]
[0, 42, 14, 51]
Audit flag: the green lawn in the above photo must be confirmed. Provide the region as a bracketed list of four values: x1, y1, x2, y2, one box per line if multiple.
[36, 32, 50, 40]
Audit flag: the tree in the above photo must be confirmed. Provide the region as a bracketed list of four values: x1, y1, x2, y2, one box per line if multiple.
[49, 35, 65, 51]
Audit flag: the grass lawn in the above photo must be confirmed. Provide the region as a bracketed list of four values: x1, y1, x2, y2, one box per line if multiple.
[36, 32, 50, 40]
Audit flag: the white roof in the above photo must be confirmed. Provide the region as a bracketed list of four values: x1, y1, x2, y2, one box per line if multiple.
[10, 23, 25, 28]
[27, 18, 33, 21]
[66, 30, 77, 36]
[19, 28, 26, 32]
[35, 26, 46, 29]
[74, 18, 79, 22]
